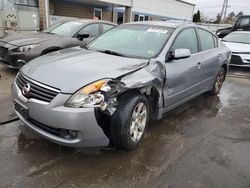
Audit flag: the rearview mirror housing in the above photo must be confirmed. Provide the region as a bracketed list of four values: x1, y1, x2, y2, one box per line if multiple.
[168, 49, 191, 61]
[76, 33, 90, 41]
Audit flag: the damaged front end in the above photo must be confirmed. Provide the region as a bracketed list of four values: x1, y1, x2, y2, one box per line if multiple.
[92, 59, 166, 119]
[64, 79, 125, 115]
[63, 59, 166, 144]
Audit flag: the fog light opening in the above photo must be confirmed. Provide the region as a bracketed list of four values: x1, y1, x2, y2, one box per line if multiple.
[60, 129, 78, 140]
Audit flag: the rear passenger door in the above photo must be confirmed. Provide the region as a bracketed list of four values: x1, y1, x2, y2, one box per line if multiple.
[165, 28, 203, 107]
[197, 28, 221, 90]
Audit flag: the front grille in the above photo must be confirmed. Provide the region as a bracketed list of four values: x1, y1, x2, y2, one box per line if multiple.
[0, 46, 8, 58]
[231, 55, 244, 65]
[15, 73, 60, 103]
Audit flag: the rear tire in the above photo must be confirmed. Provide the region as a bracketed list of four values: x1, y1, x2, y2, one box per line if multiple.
[110, 93, 149, 150]
[209, 67, 225, 96]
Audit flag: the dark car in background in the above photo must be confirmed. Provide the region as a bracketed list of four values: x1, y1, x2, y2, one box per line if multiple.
[216, 15, 250, 38]
[0, 19, 116, 69]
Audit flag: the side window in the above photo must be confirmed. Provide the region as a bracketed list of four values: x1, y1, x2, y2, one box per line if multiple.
[172, 28, 198, 54]
[134, 14, 139, 21]
[78, 24, 99, 38]
[102, 24, 114, 33]
[238, 17, 250, 27]
[198, 29, 215, 51]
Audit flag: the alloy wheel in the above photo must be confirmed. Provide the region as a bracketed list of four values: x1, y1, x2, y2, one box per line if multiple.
[130, 102, 147, 142]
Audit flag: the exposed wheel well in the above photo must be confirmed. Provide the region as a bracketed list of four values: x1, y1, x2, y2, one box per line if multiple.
[117, 87, 160, 120]
[221, 64, 228, 81]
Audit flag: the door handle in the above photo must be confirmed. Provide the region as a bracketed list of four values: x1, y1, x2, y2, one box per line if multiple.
[196, 62, 202, 69]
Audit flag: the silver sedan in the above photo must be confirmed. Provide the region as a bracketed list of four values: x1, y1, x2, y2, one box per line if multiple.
[12, 21, 231, 150]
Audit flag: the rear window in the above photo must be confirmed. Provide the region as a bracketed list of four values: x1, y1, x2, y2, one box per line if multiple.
[235, 17, 250, 27]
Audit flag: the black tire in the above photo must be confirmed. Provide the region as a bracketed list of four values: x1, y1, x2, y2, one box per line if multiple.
[110, 93, 149, 150]
[209, 67, 226, 96]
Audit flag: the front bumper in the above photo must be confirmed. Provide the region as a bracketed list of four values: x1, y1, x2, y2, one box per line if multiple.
[230, 54, 250, 67]
[0, 49, 37, 69]
[11, 81, 110, 148]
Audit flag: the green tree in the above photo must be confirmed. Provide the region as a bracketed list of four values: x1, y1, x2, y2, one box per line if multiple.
[236, 11, 244, 18]
[226, 12, 236, 24]
[193, 10, 201, 22]
[193, 13, 197, 22]
[197, 10, 201, 22]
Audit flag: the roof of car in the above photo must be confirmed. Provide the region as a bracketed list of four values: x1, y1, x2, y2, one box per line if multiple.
[127, 20, 194, 28]
[74, 19, 116, 25]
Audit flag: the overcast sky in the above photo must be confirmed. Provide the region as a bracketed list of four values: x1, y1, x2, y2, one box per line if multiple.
[191, 0, 250, 19]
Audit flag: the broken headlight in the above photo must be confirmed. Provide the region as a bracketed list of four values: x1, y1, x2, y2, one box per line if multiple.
[65, 80, 111, 108]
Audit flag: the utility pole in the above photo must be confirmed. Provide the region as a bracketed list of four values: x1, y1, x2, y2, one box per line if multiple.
[219, 0, 230, 24]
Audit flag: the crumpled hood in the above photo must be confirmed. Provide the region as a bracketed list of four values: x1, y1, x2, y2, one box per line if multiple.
[21, 47, 148, 93]
[223, 41, 250, 53]
[0, 32, 61, 49]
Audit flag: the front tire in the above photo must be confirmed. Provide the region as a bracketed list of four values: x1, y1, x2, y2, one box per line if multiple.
[110, 93, 149, 150]
[209, 67, 226, 96]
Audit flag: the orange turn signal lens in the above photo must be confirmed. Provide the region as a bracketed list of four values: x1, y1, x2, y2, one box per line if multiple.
[81, 80, 106, 94]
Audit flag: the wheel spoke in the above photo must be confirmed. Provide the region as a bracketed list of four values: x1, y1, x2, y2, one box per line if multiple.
[136, 132, 143, 141]
[138, 123, 145, 132]
[133, 129, 138, 141]
[136, 103, 144, 117]
[139, 111, 146, 120]
[130, 122, 136, 135]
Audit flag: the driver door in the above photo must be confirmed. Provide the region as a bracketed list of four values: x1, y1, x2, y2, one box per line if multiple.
[164, 28, 203, 107]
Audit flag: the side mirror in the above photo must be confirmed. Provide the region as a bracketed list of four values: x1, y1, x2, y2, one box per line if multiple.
[76, 33, 90, 41]
[169, 49, 191, 60]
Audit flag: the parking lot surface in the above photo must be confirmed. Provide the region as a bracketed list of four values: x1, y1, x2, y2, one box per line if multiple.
[0, 65, 250, 188]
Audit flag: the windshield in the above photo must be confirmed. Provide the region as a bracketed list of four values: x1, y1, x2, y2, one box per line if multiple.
[223, 32, 250, 44]
[43, 21, 84, 37]
[87, 24, 174, 59]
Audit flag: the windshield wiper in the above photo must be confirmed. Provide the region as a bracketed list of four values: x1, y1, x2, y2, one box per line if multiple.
[97, 50, 126, 57]
[81, 45, 88, 50]
[43, 31, 55, 35]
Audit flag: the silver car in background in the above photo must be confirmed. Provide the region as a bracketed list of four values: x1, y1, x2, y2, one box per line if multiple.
[12, 21, 231, 150]
[222, 31, 250, 67]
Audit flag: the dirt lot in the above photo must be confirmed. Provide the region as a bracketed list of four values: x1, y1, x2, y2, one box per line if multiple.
[0, 65, 250, 188]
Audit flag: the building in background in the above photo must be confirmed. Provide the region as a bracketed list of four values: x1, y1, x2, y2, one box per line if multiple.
[45, 0, 195, 29]
[0, 0, 39, 37]
[0, 0, 195, 37]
